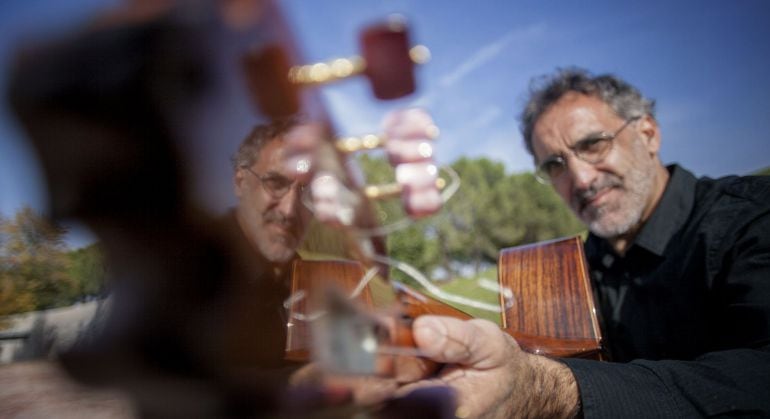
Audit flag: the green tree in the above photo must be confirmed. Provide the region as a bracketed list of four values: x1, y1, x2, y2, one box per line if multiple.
[355, 155, 441, 286]
[506, 172, 585, 243]
[0, 207, 77, 315]
[67, 244, 106, 298]
[433, 158, 584, 278]
[354, 155, 585, 283]
[438, 157, 509, 274]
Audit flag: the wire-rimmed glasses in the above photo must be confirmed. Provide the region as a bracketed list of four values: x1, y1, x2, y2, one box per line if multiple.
[534, 116, 641, 184]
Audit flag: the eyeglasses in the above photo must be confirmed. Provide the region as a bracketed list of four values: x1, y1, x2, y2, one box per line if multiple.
[534, 116, 641, 184]
[243, 167, 310, 201]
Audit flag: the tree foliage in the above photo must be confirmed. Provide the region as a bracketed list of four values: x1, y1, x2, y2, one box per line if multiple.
[1, 154, 586, 316]
[66, 244, 106, 298]
[434, 157, 584, 277]
[356, 155, 585, 283]
[0, 207, 106, 317]
[356, 155, 440, 274]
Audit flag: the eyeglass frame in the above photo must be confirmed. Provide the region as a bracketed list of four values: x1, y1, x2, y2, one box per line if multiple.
[533, 116, 642, 184]
[241, 166, 311, 203]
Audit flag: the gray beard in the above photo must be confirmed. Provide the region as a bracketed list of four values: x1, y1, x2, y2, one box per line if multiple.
[577, 162, 654, 239]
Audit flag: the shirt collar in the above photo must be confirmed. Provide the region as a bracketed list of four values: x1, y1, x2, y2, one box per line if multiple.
[633, 164, 697, 256]
[586, 164, 697, 258]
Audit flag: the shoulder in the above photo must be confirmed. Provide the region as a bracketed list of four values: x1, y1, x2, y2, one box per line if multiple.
[691, 174, 770, 271]
[690, 172, 770, 222]
[696, 174, 770, 207]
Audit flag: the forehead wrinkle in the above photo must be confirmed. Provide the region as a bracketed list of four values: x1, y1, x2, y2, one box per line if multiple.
[532, 93, 622, 161]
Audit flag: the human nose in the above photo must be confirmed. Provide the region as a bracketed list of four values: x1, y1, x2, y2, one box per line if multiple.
[565, 156, 598, 190]
[276, 183, 302, 217]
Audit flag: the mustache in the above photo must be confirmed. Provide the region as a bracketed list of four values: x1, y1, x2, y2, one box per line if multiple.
[263, 210, 299, 235]
[264, 210, 292, 225]
[574, 175, 623, 208]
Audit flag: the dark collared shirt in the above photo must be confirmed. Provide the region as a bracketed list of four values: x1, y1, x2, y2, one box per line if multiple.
[216, 211, 298, 371]
[562, 165, 770, 417]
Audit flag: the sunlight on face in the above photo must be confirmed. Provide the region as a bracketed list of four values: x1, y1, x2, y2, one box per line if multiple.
[532, 93, 660, 239]
[234, 138, 311, 263]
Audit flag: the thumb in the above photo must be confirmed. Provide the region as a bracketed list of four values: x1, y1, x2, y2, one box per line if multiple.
[412, 316, 510, 370]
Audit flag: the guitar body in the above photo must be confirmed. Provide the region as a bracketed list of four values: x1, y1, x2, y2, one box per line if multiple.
[286, 259, 473, 364]
[498, 236, 603, 359]
[286, 259, 373, 361]
[289, 235, 602, 363]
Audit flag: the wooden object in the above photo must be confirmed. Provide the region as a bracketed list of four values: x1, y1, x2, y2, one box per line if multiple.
[7, 0, 430, 415]
[248, 14, 422, 118]
[393, 282, 473, 321]
[290, 235, 603, 363]
[498, 236, 603, 359]
[287, 260, 473, 362]
[286, 259, 373, 361]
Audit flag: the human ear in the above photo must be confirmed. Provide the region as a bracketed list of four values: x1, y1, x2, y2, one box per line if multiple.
[637, 115, 661, 155]
[233, 169, 246, 198]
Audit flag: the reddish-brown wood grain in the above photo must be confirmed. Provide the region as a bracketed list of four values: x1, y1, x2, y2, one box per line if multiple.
[498, 236, 603, 359]
[289, 236, 603, 363]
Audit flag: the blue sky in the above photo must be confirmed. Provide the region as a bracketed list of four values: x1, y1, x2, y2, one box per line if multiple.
[2, 0, 770, 247]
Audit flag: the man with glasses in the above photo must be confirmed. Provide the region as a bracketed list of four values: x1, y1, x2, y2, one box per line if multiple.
[231, 119, 312, 268]
[211, 118, 313, 374]
[366, 68, 770, 417]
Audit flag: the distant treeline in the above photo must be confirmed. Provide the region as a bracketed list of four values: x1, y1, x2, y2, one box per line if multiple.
[0, 208, 105, 318]
[0, 156, 587, 317]
[357, 156, 584, 283]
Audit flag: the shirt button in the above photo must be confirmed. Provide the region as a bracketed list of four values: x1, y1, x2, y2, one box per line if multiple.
[602, 254, 614, 268]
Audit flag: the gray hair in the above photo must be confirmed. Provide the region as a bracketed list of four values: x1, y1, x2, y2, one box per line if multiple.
[519, 67, 656, 155]
[230, 117, 300, 171]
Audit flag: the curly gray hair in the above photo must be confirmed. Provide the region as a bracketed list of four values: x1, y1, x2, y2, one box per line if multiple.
[519, 67, 656, 155]
[230, 117, 301, 171]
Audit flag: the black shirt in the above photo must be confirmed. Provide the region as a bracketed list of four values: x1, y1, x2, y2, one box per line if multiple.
[212, 211, 298, 371]
[562, 165, 770, 417]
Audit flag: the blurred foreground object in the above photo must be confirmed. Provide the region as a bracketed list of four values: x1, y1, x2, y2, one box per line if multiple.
[5, 0, 426, 416]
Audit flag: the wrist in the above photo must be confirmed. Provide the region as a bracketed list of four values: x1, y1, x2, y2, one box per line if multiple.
[525, 354, 581, 419]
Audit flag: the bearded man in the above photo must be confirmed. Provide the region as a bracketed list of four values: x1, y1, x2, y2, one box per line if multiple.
[363, 68, 770, 418]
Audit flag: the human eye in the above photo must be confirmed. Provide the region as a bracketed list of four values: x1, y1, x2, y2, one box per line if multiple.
[575, 137, 610, 158]
[263, 175, 292, 193]
[540, 157, 566, 177]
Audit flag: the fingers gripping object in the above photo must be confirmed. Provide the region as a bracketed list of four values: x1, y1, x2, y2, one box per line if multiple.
[310, 172, 360, 227]
[337, 108, 446, 220]
[383, 108, 443, 218]
[395, 162, 442, 219]
[283, 108, 448, 226]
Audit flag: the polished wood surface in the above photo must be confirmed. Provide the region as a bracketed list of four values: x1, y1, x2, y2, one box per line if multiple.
[285, 259, 373, 361]
[287, 260, 473, 360]
[393, 282, 473, 321]
[291, 236, 603, 361]
[498, 236, 603, 359]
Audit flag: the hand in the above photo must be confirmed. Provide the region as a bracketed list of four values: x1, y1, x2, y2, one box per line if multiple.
[287, 315, 440, 407]
[397, 316, 581, 419]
